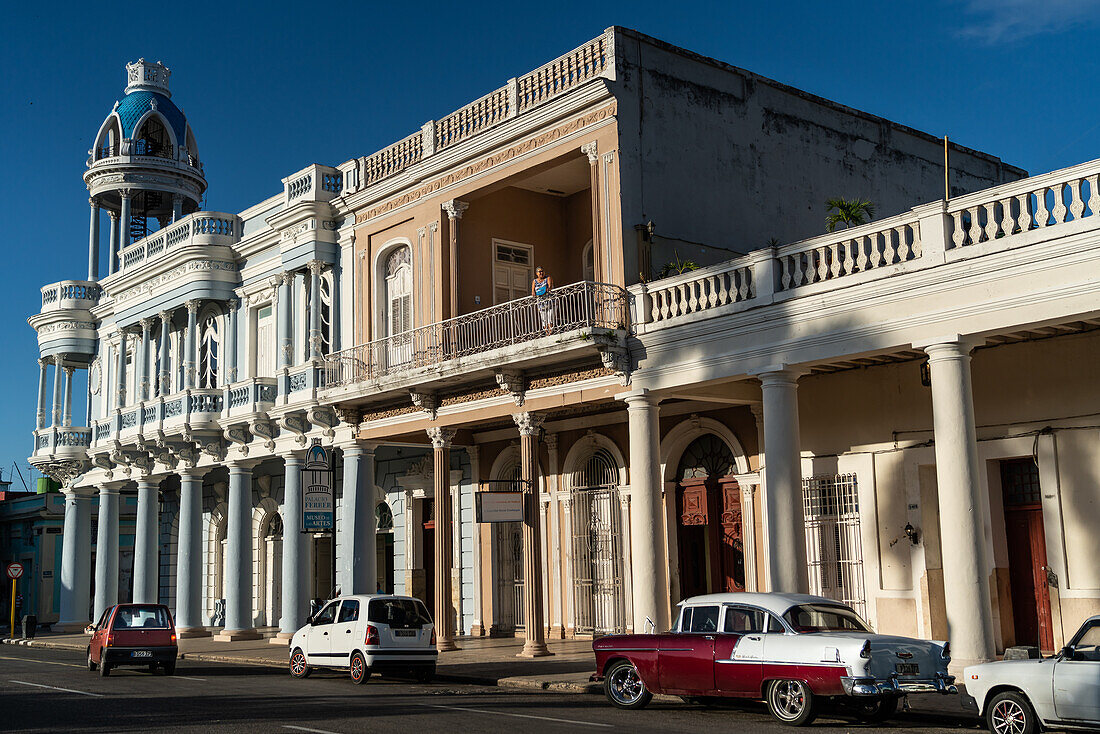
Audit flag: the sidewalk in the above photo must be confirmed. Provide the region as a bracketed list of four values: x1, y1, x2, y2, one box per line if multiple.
[1, 632, 977, 724]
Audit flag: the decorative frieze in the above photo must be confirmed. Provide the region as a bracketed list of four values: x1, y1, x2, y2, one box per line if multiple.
[110, 260, 239, 304]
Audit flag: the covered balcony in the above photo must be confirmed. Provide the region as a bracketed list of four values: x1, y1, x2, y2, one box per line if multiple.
[322, 280, 630, 408]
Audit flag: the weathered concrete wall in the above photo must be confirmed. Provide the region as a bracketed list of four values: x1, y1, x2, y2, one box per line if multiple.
[610, 28, 1026, 282]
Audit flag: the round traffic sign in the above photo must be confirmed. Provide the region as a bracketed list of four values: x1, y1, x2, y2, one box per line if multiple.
[5, 562, 24, 580]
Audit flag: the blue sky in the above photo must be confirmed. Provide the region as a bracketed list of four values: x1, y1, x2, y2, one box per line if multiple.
[0, 0, 1097, 486]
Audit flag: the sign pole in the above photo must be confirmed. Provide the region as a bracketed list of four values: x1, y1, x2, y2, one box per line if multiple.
[9, 577, 14, 637]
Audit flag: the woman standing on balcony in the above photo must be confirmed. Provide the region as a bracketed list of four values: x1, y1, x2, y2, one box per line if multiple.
[532, 267, 555, 333]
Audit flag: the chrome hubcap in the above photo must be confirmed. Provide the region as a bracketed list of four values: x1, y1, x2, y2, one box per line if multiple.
[991, 700, 1026, 734]
[609, 665, 644, 704]
[352, 658, 363, 679]
[290, 653, 305, 675]
[773, 681, 806, 719]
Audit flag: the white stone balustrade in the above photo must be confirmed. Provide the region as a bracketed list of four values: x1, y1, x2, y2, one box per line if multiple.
[40, 280, 101, 313]
[282, 164, 343, 206]
[116, 211, 242, 274]
[348, 29, 615, 194]
[631, 158, 1100, 333]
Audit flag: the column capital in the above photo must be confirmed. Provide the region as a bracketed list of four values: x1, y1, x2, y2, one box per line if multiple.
[916, 336, 980, 361]
[752, 366, 808, 386]
[158, 310, 173, 322]
[441, 200, 469, 221]
[227, 297, 239, 310]
[340, 440, 378, 457]
[544, 432, 558, 452]
[89, 197, 98, 208]
[107, 209, 120, 222]
[134, 476, 161, 490]
[139, 317, 156, 333]
[307, 259, 325, 275]
[63, 365, 75, 377]
[178, 466, 212, 480]
[118, 188, 133, 200]
[227, 459, 261, 472]
[621, 389, 659, 410]
[581, 141, 599, 163]
[467, 444, 479, 461]
[185, 299, 202, 314]
[512, 411, 545, 437]
[38, 358, 49, 369]
[282, 451, 307, 465]
[280, 271, 296, 286]
[427, 426, 457, 449]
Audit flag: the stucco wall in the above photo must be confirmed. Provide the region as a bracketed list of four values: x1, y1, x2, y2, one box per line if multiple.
[610, 28, 1026, 283]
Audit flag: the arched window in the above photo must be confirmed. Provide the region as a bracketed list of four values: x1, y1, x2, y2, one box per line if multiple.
[376, 502, 394, 532]
[582, 239, 595, 281]
[384, 246, 412, 337]
[96, 118, 121, 159]
[184, 125, 200, 165]
[198, 311, 220, 388]
[134, 116, 172, 158]
[677, 434, 735, 481]
[319, 270, 334, 355]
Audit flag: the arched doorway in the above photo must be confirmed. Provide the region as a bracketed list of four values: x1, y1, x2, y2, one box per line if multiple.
[569, 447, 625, 635]
[490, 454, 524, 634]
[676, 435, 744, 599]
[376, 502, 395, 594]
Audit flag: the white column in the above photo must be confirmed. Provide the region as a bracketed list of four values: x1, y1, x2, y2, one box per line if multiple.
[624, 392, 669, 632]
[184, 300, 200, 389]
[158, 311, 171, 396]
[217, 462, 261, 640]
[341, 442, 378, 595]
[58, 489, 93, 630]
[308, 260, 324, 360]
[119, 190, 132, 254]
[87, 198, 100, 282]
[107, 210, 120, 276]
[62, 365, 74, 427]
[225, 299, 239, 383]
[93, 485, 120, 622]
[138, 318, 153, 402]
[133, 477, 160, 604]
[35, 359, 48, 430]
[277, 273, 293, 369]
[115, 330, 128, 408]
[171, 193, 183, 222]
[51, 356, 64, 427]
[757, 368, 808, 593]
[279, 454, 309, 638]
[923, 339, 996, 666]
[176, 468, 209, 636]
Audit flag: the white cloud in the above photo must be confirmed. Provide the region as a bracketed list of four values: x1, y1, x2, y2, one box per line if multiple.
[956, 0, 1100, 43]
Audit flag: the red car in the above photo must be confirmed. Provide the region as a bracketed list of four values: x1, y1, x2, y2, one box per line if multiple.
[86, 603, 178, 677]
[592, 592, 955, 726]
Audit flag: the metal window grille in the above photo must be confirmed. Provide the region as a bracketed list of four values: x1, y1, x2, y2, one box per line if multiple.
[802, 473, 867, 619]
[1000, 458, 1042, 506]
[571, 448, 626, 636]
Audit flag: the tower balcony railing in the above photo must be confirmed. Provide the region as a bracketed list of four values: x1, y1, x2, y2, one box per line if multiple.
[116, 211, 242, 275]
[324, 281, 630, 390]
[31, 426, 91, 459]
[40, 280, 101, 313]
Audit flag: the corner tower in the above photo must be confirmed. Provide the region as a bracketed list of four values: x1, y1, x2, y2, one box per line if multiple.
[84, 59, 207, 279]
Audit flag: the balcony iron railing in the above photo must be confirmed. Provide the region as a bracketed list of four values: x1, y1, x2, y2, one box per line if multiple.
[325, 281, 629, 388]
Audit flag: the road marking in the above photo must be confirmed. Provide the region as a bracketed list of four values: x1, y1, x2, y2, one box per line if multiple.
[418, 703, 613, 728]
[0, 655, 85, 669]
[282, 726, 341, 734]
[9, 680, 104, 697]
[174, 675, 206, 681]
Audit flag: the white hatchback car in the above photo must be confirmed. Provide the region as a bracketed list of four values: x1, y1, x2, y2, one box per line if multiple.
[289, 594, 438, 684]
[963, 615, 1100, 734]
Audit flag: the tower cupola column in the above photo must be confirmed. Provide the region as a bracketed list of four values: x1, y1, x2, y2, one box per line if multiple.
[171, 194, 183, 223]
[158, 311, 171, 396]
[51, 356, 65, 428]
[36, 359, 48, 430]
[138, 318, 153, 401]
[107, 211, 120, 276]
[87, 199, 100, 282]
[184, 300, 200, 389]
[119, 190, 133, 257]
[226, 299, 238, 383]
[62, 364, 74, 427]
[115, 330, 128, 408]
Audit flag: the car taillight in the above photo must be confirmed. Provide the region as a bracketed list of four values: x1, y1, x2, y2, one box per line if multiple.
[859, 640, 872, 659]
[364, 625, 379, 646]
[430, 627, 436, 646]
[106, 634, 114, 647]
[171, 633, 177, 644]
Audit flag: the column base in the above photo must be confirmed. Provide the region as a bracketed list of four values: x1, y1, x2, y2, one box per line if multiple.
[52, 621, 92, 634]
[213, 629, 263, 642]
[269, 634, 293, 645]
[517, 641, 554, 658]
[468, 623, 485, 637]
[436, 639, 460, 653]
[177, 627, 212, 639]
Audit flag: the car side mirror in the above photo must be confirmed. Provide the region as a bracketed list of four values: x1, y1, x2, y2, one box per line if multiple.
[84, 624, 96, 635]
[1058, 646, 1074, 659]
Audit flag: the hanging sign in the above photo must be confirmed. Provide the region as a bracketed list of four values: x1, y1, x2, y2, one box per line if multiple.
[475, 492, 524, 523]
[303, 442, 334, 531]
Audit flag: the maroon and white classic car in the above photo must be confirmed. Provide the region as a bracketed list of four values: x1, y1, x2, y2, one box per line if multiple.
[592, 592, 957, 726]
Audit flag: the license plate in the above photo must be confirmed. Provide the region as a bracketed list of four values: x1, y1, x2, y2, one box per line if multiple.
[895, 663, 919, 676]
[131, 650, 153, 658]
[394, 630, 416, 638]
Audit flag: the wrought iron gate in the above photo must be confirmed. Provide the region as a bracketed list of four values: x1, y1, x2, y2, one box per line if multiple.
[571, 486, 625, 635]
[802, 473, 867, 619]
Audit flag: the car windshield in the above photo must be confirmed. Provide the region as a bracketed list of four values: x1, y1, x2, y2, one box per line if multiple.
[113, 605, 171, 629]
[368, 598, 432, 627]
[783, 604, 870, 633]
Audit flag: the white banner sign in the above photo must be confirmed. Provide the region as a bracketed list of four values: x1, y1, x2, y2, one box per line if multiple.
[475, 492, 524, 523]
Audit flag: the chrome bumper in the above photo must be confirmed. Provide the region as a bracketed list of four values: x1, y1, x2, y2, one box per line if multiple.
[840, 673, 958, 697]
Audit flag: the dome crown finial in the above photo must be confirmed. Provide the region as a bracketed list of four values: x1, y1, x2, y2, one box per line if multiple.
[125, 59, 171, 97]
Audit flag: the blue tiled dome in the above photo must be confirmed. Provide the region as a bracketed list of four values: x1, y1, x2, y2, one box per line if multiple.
[114, 90, 188, 143]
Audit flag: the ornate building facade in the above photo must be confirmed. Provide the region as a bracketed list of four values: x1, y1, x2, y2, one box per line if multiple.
[30, 30, 1100, 671]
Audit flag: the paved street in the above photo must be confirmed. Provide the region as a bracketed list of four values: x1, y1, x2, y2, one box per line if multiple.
[0, 646, 978, 733]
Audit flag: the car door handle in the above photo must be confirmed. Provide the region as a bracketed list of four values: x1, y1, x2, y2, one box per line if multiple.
[323, 631, 328, 635]
[705, 636, 715, 641]
[748, 636, 761, 641]
[345, 630, 351, 633]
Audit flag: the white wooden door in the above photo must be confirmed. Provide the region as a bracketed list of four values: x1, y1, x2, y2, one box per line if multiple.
[256, 306, 275, 377]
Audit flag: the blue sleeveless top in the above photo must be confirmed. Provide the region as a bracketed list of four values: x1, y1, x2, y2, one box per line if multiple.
[534, 278, 549, 296]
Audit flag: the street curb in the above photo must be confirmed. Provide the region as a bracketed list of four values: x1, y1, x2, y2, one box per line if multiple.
[0, 637, 980, 726]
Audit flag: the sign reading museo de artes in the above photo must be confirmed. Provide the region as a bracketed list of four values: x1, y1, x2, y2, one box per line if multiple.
[303, 442, 334, 531]
[475, 492, 524, 523]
